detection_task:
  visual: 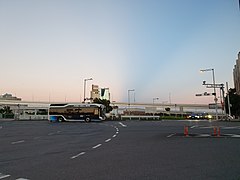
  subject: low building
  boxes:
[0,93,21,101]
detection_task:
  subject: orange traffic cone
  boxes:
[184,126,189,137]
[213,127,217,136]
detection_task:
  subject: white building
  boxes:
[90,85,110,101]
[0,93,21,101]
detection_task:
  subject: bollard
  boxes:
[213,127,217,136]
[217,127,221,137]
[184,126,189,137]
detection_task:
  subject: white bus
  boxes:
[49,103,106,122]
[16,107,48,120]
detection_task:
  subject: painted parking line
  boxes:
[105,138,111,142]
[167,133,176,138]
[119,122,127,127]
[71,152,86,159]
[48,132,55,136]
[0,173,10,179]
[221,126,240,129]
[190,125,197,129]
[11,140,25,145]
[112,134,117,138]
[92,144,102,149]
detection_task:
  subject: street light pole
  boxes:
[128,89,135,115]
[84,78,93,103]
[200,68,218,120]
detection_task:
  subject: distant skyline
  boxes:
[0,0,240,104]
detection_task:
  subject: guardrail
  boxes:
[121,115,161,120]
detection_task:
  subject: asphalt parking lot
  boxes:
[0,119,240,180]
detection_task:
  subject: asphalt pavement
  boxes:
[0,120,240,180]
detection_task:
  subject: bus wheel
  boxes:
[85,117,91,123]
[58,117,64,122]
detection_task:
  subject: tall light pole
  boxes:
[153,97,159,104]
[200,68,218,120]
[83,78,93,103]
[128,89,135,115]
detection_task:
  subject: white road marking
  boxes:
[16,178,30,180]
[197,134,211,137]
[92,144,102,149]
[105,138,111,142]
[116,131,119,134]
[222,126,240,129]
[119,122,127,127]
[167,133,176,138]
[198,126,213,129]
[0,173,10,179]
[11,140,25,145]
[231,135,240,138]
[71,152,86,159]
[48,132,55,136]
[190,125,197,129]
[112,135,117,138]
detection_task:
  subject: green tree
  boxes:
[225,88,240,117]
[165,107,171,112]
[0,106,14,118]
[0,106,13,115]
[93,98,113,113]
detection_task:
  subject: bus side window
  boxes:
[94,109,98,115]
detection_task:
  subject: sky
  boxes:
[0,0,240,104]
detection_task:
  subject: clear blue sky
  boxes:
[0,0,240,104]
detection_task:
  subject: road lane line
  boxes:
[119,122,127,127]
[0,173,10,179]
[112,135,117,138]
[105,138,111,142]
[167,133,176,138]
[116,131,119,134]
[71,152,86,159]
[222,126,240,129]
[232,135,240,138]
[11,140,25,145]
[48,132,55,136]
[16,178,30,180]
[92,144,102,149]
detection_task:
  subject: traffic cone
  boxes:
[184,126,189,137]
[213,127,217,136]
[217,127,221,137]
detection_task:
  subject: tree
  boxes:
[0,106,14,118]
[165,107,171,112]
[225,88,240,117]
[0,106,13,115]
[93,98,113,113]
